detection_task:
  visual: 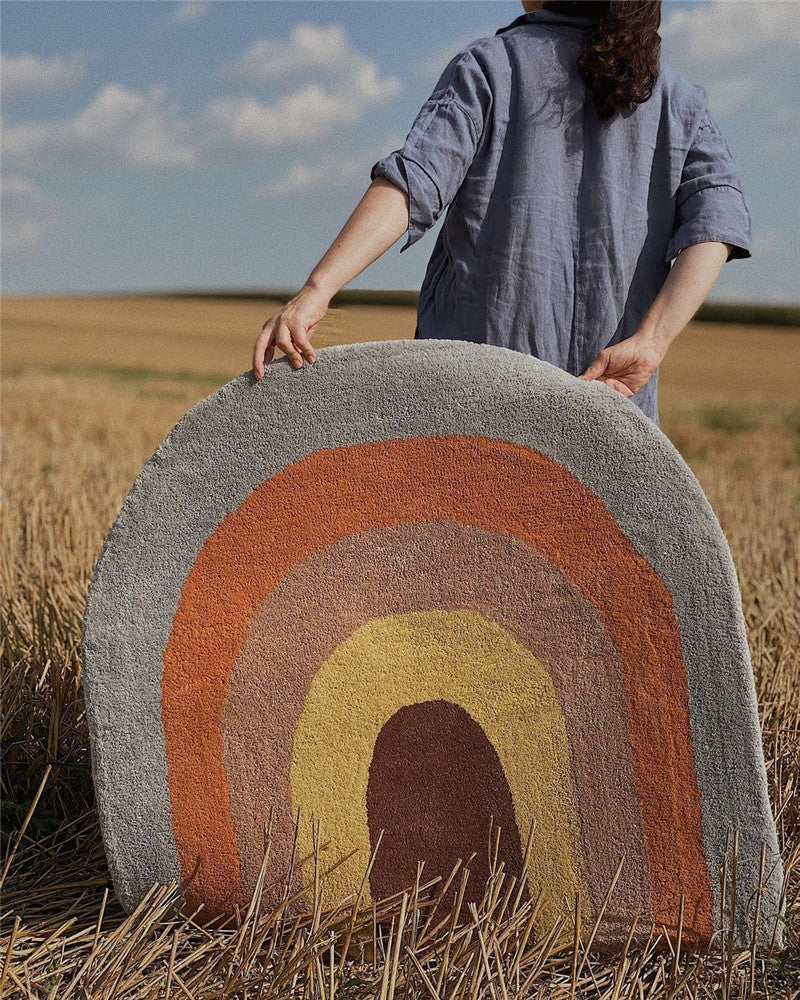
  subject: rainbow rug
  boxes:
[81,339,783,950]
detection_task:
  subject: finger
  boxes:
[253,322,276,378]
[275,322,303,368]
[253,335,267,380]
[579,351,609,381]
[263,328,276,366]
[603,377,634,397]
[292,325,317,363]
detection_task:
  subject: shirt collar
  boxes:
[495,9,601,36]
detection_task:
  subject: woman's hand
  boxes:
[253,283,331,378]
[580,241,732,398]
[251,177,411,380]
[579,332,663,397]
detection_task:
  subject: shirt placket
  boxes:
[566,97,590,377]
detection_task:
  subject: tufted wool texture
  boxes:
[81,339,783,951]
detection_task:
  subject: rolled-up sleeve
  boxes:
[666,97,752,262]
[370,46,492,252]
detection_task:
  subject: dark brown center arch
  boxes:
[366,699,528,909]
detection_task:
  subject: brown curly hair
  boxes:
[543,1,662,120]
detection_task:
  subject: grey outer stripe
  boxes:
[80,339,782,945]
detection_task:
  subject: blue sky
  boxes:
[2,0,798,303]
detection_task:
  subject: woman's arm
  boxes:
[253,176,409,377]
[579,240,732,397]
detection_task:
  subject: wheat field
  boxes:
[1,295,799,998]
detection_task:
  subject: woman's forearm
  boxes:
[635,240,732,358]
[252,176,410,375]
[304,176,411,300]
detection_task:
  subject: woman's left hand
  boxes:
[578,333,663,398]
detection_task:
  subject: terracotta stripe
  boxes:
[222,520,652,934]
[161,435,711,940]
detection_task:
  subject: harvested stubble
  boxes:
[1,300,799,998]
[1,802,794,1000]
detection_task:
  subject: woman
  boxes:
[252,0,751,427]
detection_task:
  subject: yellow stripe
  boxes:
[290,609,591,932]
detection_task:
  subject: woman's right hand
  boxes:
[252,283,331,378]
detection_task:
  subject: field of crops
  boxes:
[2,294,799,998]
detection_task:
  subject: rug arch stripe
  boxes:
[290,609,591,931]
[367,699,526,909]
[161,433,711,937]
[221,518,653,931]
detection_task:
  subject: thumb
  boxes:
[579,349,610,381]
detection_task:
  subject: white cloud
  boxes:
[1,52,85,96]
[704,73,754,116]
[229,22,381,84]
[207,26,400,151]
[2,83,197,169]
[0,21,402,170]
[662,0,800,60]
[753,226,789,255]
[205,77,400,151]
[761,104,800,156]
[413,28,496,81]
[263,161,319,197]
[172,1,209,23]
[156,1,210,30]
[0,175,57,256]
[259,131,406,197]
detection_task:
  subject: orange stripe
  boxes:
[161,435,712,939]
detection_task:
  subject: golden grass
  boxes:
[1,296,799,997]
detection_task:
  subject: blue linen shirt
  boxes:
[370,8,752,425]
